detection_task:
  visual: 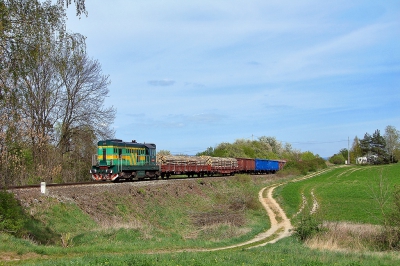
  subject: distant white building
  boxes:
[356,157,368,164]
[356,155,378,164]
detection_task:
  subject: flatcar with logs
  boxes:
[90,139,286,182]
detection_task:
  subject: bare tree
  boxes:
[350,136,363,163]
[0,0,67,184]
[1,0,115,184]
[384,125,400,163]
[55,39,115,157]
[19,43,62,151]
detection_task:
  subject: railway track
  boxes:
[2,174,243,191]
[2,181,99,190]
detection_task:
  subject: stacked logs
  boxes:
[157,155,207,165]
[204,156,238,167]
[157,155,238,167]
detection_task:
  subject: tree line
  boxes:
[196,136,295,159]
[0,0,114,186]
[192,136,327,175]
[329,125,400,165]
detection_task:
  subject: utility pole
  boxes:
[348,136,350,164]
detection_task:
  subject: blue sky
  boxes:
[65,1,400,157]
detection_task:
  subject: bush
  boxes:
[294,211,324,241]
[329,153,346,165]
[382,185,400,250]
[0,190,26,237]
[282,158,327,176]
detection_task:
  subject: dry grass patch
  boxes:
[306,221,382,252]
[187,210,249,241]
[191,210,246,227]
[97,217,145,230]
[188,222,251,242]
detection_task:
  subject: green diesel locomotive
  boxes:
[90,139,159,182]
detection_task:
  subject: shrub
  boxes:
[381,185,400,250]
[294,211,324,241]
[282,158,327,176]
[0,190,26,237]
[329,153,346,165]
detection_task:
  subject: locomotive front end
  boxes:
[90,139,160,182]
[90,140,119,181]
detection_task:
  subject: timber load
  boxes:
[157,155,238,178]
[157,155,208,165]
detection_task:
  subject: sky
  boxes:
[65,0,400,157]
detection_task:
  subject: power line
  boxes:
[248,135,348,145]
[286,140,348,145]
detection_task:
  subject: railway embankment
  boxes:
[10,175,285,250]
[3,166,400,264]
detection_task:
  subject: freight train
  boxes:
[90,139,286,182]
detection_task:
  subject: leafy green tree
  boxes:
[197,136,301,165]
[339,148,348,160]
[359,130,389,164]
[196,146,214,156]
[301,151,316,161]
[371,129,389,164]
[360,132,372,156]
[258,136,283,155]
[329,153,346,165]
[57,0,87,16]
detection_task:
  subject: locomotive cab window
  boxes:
[102,148,106,161]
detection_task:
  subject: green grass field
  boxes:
[2,164,400,265]
[3,237,398,266]
[277,163,400,225]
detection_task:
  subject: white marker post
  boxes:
[41,182,46,194]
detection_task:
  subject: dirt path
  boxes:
[203,167,340,251]
[203,185,293,251]
[161,184,294,254]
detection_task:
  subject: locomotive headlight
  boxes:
[90,169,97,174]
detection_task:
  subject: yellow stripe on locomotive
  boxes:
[91,139,159,182]
[97,145,147,166]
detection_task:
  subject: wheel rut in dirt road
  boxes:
[198,185,293,252]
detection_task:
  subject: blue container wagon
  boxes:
[254,159,280,174]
